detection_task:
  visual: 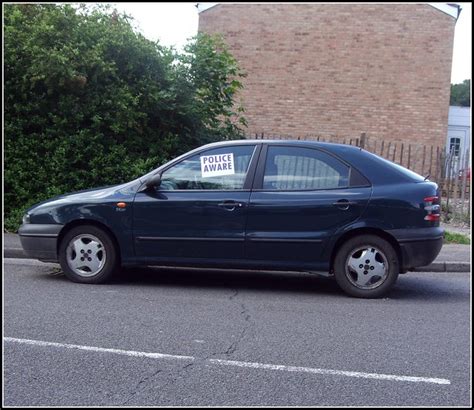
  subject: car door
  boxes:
[133,144,260,262]
[245,144,371,269]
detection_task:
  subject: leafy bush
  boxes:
[4,4,246,231]
[444,231,470,245]
[450,79,470,107]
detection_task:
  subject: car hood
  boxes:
[26,178,142,214]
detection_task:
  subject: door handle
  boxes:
[332,199,356,210]
[218,201,244,211]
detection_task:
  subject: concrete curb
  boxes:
[412,262,471,273]
[3,248,471,272]
[4,248,27,259]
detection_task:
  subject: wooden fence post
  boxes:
[407,144,411,169]
[421,145,426,176]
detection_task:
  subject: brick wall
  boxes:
[198,3,456,148]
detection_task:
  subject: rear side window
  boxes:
[362,150,426,182]
[263,146,350,190]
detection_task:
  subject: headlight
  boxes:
[22,213,31,224]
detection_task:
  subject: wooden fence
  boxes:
[248,132,471,222]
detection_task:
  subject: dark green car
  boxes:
[19,140,443,298]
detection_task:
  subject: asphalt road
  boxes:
[3,258,471,406]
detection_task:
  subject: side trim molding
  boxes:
[247,237,323,243]
[136,236,244,242]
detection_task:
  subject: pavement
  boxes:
[3,258,471,406]
[3,233,471,272]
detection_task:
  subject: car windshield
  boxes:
[139,167,161,182]
[138,150,194,182]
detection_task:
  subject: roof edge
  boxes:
[197,3,461,20]
[428,3,461,20]
[196,3,219,13]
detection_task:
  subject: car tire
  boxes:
[333,234,399,298]
[58,225,119,284]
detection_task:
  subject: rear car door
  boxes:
[133,144,260,262]
[245,144,372,269]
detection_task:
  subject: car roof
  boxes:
[201,138,363,152]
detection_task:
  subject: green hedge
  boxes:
[4,4,247,231]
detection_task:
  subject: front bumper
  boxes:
[18,224,64,262]
[389,227,444,270]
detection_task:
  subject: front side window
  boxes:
[161,145,256,190]
[263,146,350,190]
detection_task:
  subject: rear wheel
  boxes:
[58,225,119,284]
[333,234,399,298]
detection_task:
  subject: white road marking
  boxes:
[4,337,451,385]
[4,337,194,361]
[209,359,451,385]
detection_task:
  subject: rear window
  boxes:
[362,150,426,182]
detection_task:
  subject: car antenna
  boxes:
[424,173,430,181]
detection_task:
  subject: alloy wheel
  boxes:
[66,234,107,277]
[345,245,389,290]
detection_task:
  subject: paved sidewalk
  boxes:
[437,244,471,262]
[3,233,471,272]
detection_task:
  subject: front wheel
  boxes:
[333,235,399,298]
[58,225,119,284]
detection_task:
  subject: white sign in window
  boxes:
[200,153,235,178]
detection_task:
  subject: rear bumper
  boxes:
[18,224,64,262]
[389,227,444,270]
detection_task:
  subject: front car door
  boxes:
[245,144,372,271]
[133,143,260,263]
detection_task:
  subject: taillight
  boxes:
[424,196,440,221]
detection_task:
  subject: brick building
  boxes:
[198,3,460,149]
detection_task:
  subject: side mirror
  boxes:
[145,173,162,189]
